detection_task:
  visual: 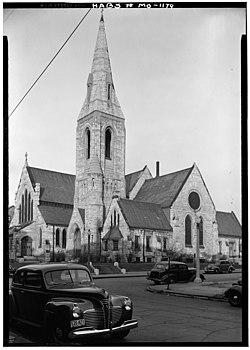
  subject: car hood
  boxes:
[47,283,109,300]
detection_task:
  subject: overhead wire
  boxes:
[9,8,92,118]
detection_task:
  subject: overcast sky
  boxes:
[4,5,245,222]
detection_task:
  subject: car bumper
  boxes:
[68,319,138,339]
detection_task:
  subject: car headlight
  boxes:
[72,303,81,318]
[124,297,132,311]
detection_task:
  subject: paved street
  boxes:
[7,273,243,345]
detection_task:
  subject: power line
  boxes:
[9,8,92,118]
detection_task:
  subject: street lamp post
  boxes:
[87,229,91,265]
[52,225,55,262]
[194,216,202,283]
[188,191,202,284]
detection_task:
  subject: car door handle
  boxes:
[20,290,25,294]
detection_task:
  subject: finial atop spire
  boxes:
[100,9,104,22]
[25,152,28,166]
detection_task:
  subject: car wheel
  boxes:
[229,291,242,307]
[111,330,130,338]
[215,269,219,274]
[47,320,66,345]
[228,268,233,273]
[164,275,176,284]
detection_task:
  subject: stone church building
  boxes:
[9,14,242,264]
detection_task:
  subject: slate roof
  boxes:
[38,205,73,226]
[216,211,242,238]
[118,198,172,231]
[27,167,75,205]
[125,167,146,198]
[134,166,193,208]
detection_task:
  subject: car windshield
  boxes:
[45,269,91,287]
[155,263,167,269]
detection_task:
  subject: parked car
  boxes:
[224,277,242,307]
[147,261,205,285]
[9,263,138,344]
[204,260,235,274]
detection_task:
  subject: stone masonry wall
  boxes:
[170,164,218,258]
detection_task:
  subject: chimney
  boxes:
[156,161,160,177]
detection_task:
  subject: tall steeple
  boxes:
[69,12,126,261]
[78,12,124,120]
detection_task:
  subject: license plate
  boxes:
[70,318,85,328]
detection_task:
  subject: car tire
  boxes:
[111,330,130,338]
[47,319,66,345]
[215,269,219,274]
[228,268,233,273]
[228,291,242,307]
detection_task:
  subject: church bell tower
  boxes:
[69,12,126,261]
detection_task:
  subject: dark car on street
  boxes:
[224,277,242,307]
[204,260,235,274]
[9,263,138,344]
[147,261,205,285]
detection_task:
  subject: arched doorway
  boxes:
[21,236,32,256]
[73,228,81,259]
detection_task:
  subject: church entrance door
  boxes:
[74,228,81,258]
[21,236,32,256]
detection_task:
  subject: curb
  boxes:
[147,286,227,302]
[93,273,147,279]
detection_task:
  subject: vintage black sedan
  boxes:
[147,261,205,284]
[204,260,235,274]
[9,263,138,344]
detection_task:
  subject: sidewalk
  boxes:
[147,280,233,301]
[94,270,241,302]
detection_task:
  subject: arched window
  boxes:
[105,128,111,159]
[31,200,33,220]
[199,217,203,246]
[24,189,28,222]
[39,228,42,248]
[21,195,24,223]
[62,229,67,248]
[185,215,192,246]
[28,193,31,221]
[19,205,21,223]
[56,229,60,246]
[107,84,111,100]
[86,128,91,159]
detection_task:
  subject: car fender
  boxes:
[225,285,242,295]
[9,290,16,321]
[161,273,176,283]
[43,297,97,328]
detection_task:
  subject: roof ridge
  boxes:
[27,166,75,177]
[143,166,193,183]
[119,197,161,207]
[125,167,144,177]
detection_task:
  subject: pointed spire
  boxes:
[78,14,124,120]
[100,8,104,22]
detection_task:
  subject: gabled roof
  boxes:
[134,166,193,208]
[103,226,123,241]
[118,198,172,231]
[27,167,75,205]
[216,211,242,238]
[38,204,73,226]
[125,166,147,198]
